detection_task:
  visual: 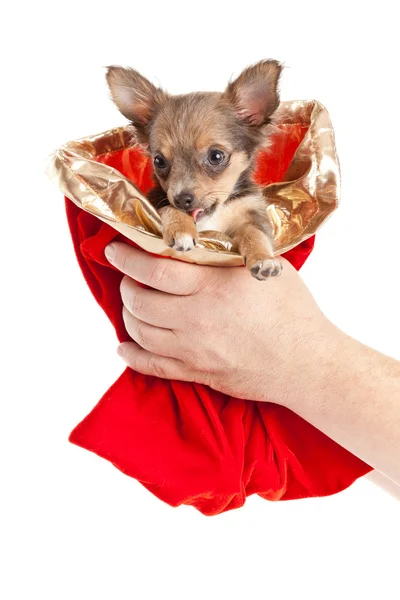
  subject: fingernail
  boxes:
[105,243,116,263]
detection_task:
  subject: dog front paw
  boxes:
[167,231,198,252]
[160,207,198,252]
[163,223,198,251]
[247,257,283,280]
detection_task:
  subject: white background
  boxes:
[2,1,400,598]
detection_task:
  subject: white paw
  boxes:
[169,232,197,252]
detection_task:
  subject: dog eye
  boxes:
[154,154,168,169]
[208,149,225,165]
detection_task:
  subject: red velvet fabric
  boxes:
[67,126,371,515]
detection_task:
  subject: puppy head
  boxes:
[106,60,282,221]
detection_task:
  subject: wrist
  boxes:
[265,320,349,411]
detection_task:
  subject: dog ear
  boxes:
[105,66,166,130]
[224,60,282,126]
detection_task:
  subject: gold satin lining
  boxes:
[47,99,340,267]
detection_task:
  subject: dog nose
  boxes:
[175,191,194,210]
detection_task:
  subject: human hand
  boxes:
[104,242,400,482]
[104,242,338,408]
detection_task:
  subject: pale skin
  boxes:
[104,242,400,486]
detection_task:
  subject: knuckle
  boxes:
[120,278,144,318]
[148,260,169,289]
[125,352,137,371]
[131,290,144,317]
[135,321,149,350]
[121,251,131,275]
[191,271,206,294]
[147,354,166,379]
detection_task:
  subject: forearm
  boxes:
[285,327,400,484]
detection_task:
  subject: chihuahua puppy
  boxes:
[106,60,283,279]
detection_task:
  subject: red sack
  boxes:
[66,139,371,516]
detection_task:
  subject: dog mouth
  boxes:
[190,208,205,223]
[188,200,218,223]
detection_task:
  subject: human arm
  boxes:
[105,242,400,485]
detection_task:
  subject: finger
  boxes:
[122,307,180,358]
[117,341,195,382]
[105,242,204,295]
[120,276,183,329]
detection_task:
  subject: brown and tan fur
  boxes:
[106,60,283,279]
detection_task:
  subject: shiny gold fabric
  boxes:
[47,100,340,266]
